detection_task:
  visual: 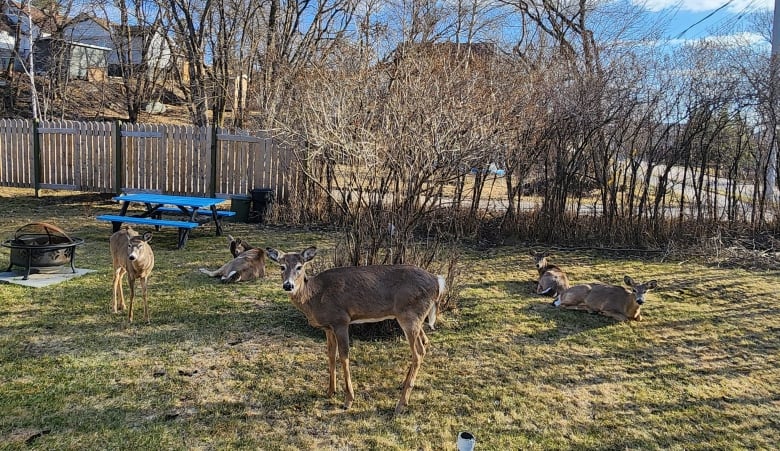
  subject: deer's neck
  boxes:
[289,277,326,326]
[539,264,556,275]
[289,276,313,308]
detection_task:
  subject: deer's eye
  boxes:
[280,265,286,271]
[295,264,303,271]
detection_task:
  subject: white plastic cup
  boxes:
[457,431,476,451]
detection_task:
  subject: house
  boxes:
[0,0,60,71]
[62,14,171,78]
[33,36,110,80]
[0,20,13,73]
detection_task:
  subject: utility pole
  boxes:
[769,0,780,205]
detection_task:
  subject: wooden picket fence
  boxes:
[0,118,294,201]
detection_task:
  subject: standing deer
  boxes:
[266,246,446,414]
[110,227,155,322]
[199,235,265,283]
[531,251,570,297]
[554,275,658,321]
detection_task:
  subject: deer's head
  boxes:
[127,232,153,261]
[624,275,658,305]
[266,246,317,293]
[530,251,548,270]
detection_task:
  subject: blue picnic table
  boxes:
[96,193,234,249]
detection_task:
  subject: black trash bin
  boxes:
[249,188,274,223]
[229,195,252,223]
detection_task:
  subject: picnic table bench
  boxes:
[96,214,199,249]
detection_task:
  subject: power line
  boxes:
[674,0,735,40]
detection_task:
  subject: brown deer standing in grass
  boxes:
[554,275,658,322]
[531,251,570,297]
[199,235,265,283]
[109,227,154,322]
[266,246,446,414]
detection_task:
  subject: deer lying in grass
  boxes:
[554,275,658,322]
[199,235,265,283]
[531,251,570,297]
[109,227,154,322]
[266,246,446,414]
[227,235,254,258]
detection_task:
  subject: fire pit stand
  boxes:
[2,223,86,280]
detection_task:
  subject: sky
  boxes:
[634,0,774,42]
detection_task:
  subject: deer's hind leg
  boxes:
[112,266,126,313]
[324,328,338,398]
[199,261,231,278]
[396,319,426,414]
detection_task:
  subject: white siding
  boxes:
[62,18,169,71]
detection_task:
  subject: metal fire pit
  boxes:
[2,222,85,280]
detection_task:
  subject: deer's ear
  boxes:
[266,247,282,263]
[624,275,634,286]
[646,280,658,290]
[302,246,317,262]
[142,232,153,242]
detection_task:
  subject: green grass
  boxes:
[1,188,779,450]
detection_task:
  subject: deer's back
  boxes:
[232,248,265,279]
[581,284,634,311]
[539,267,569,289]
[304,265,439,324]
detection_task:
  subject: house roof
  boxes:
[36,35,111,51]
[67,13,157,36]
[2,0,62,32]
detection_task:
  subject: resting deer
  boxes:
[531,251,570,297]
[109,227,155,322]
[554,275,658,322]
[228,235,254,258]
[266,246,446,414]
[200,235,265,283]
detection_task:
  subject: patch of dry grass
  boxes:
[0,187,778,450]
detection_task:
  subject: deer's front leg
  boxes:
[140,277,150,323]
[333,325,354,409]
[128,277,138,322]
[324,328,337,398]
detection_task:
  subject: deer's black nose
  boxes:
[283,282,293,291]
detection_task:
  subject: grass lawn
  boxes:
[0,188,778,450]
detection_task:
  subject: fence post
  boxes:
[114,120,123,194]
[32,119,40,198]
[209,124,218,198]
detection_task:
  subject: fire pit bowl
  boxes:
[2,222,85,280]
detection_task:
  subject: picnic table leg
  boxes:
[210,205,224,236]
[113,202,131,233]
[177,228,190,249]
